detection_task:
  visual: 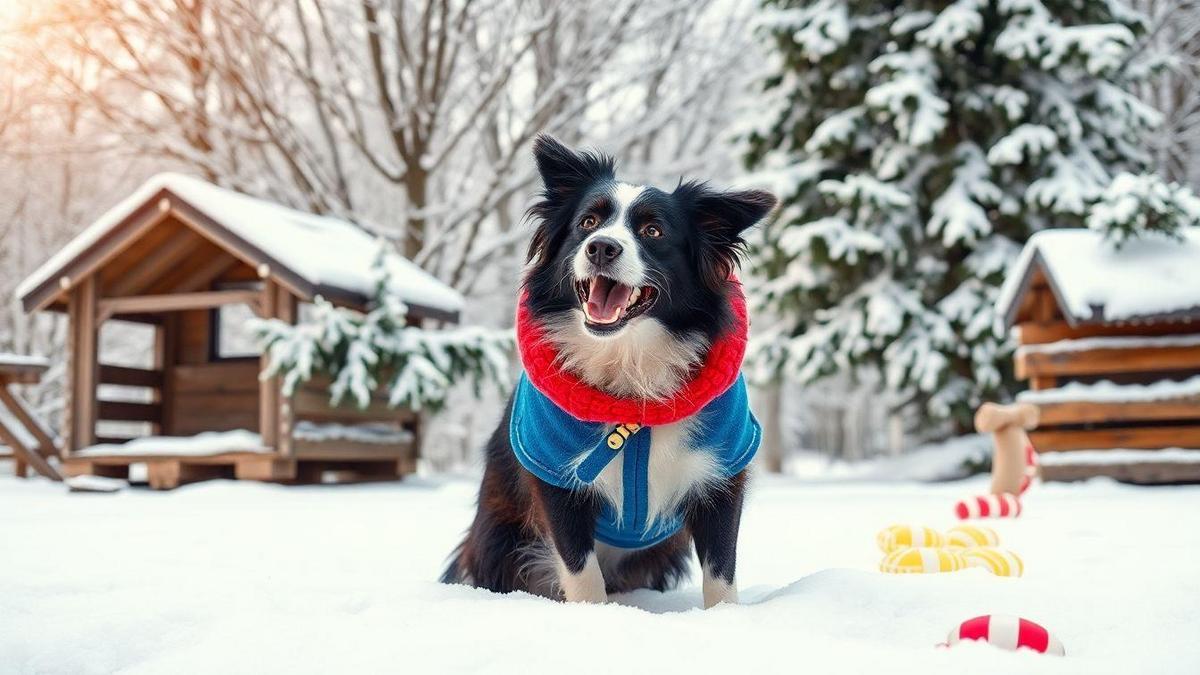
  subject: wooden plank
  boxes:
[1030,375,1056,391]
[98,289,261,321]
[1031,425,1200,452]
[0,361,48,382]
[259,281,280,450]
[98,365,164,388]
[105,313,163,326]
[61,460,129,479]
[1016,320,1194,345]
[104,229,206,297]
[146,460,181,489]
[68,276,100,454]
[172,362,260,392]
[177,309,212,365]
[276,283,296,457]
[97,400,162,423]
[21,195,170,313]
[168,252,239,293]
[292,438,414,461]
[0,407,61,480]
[96,215,187,290]
[0,385,57,457]
[1032,286,1058,322]
[1035,399,1200,426]
[234,456,297,482]
[1017,344,1200,379]
[1042,461,1200,484]
[145,459,230,490]
[159,314,179,435]
[170,396,258,436]
[68,450,273,465]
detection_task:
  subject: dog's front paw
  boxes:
[559,552,608,603]
[702,570,738,608]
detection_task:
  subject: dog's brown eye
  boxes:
[580,215,599,230]
[642,223,662,238]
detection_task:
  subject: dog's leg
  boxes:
[688,470,747,609]
[533,479,606,603]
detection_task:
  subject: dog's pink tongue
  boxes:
[586,278,633,322]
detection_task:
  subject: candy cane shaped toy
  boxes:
[945,615,1065,655]
[954,492,1022,520]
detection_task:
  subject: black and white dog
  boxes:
[442,135,775,607]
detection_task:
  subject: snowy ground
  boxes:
[2,467,1198,675]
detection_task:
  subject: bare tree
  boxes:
[21,0,759,294]
[1135,0,1200,187]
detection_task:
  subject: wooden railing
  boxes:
[96,364,163,441]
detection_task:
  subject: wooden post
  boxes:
[258,281,280,450]
[276,284,296,457]
[157,315,179,435]
[67,276,99,454]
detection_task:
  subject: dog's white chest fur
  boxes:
[589,415,722,527]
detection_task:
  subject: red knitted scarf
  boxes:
[516,284,749,425]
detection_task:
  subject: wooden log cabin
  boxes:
[16,173,463,489]
[996,227,1200,483]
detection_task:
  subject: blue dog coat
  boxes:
[510,374,761,549]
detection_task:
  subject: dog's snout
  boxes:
[585,237,623,266]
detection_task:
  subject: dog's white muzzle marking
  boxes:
[572,183,647,288]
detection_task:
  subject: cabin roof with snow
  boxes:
[996,227,1200,329]
[16,173,463,322]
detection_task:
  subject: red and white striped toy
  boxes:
[945,614,1065,656]
[955,492,1022,520]
[1018,443,1038,495]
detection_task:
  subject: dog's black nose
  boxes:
[586,237,623,265]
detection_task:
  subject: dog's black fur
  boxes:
[441,135,775,600]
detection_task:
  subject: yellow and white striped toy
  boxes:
[880,547,968,574]
[876,524,945,553]
[945,524,1000,548]
[962,547,1024,577]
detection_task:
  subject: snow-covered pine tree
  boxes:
[745,0,1200,430]
[252,244,513,413]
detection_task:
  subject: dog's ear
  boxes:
[532,134,615,203]
[693,188,778,241]
[527,135,615,264]
[678,182,777,288]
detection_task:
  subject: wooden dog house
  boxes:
[997,227,1200,483]
[17,173,463,489]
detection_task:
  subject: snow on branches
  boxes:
[746,0,1199,429]
[253,245,513,412]
[1088,172,1200,246]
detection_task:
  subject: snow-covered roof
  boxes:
[17,173,463,321]
[996,227,1200,327]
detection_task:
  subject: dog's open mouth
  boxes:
[574,276,658,332]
